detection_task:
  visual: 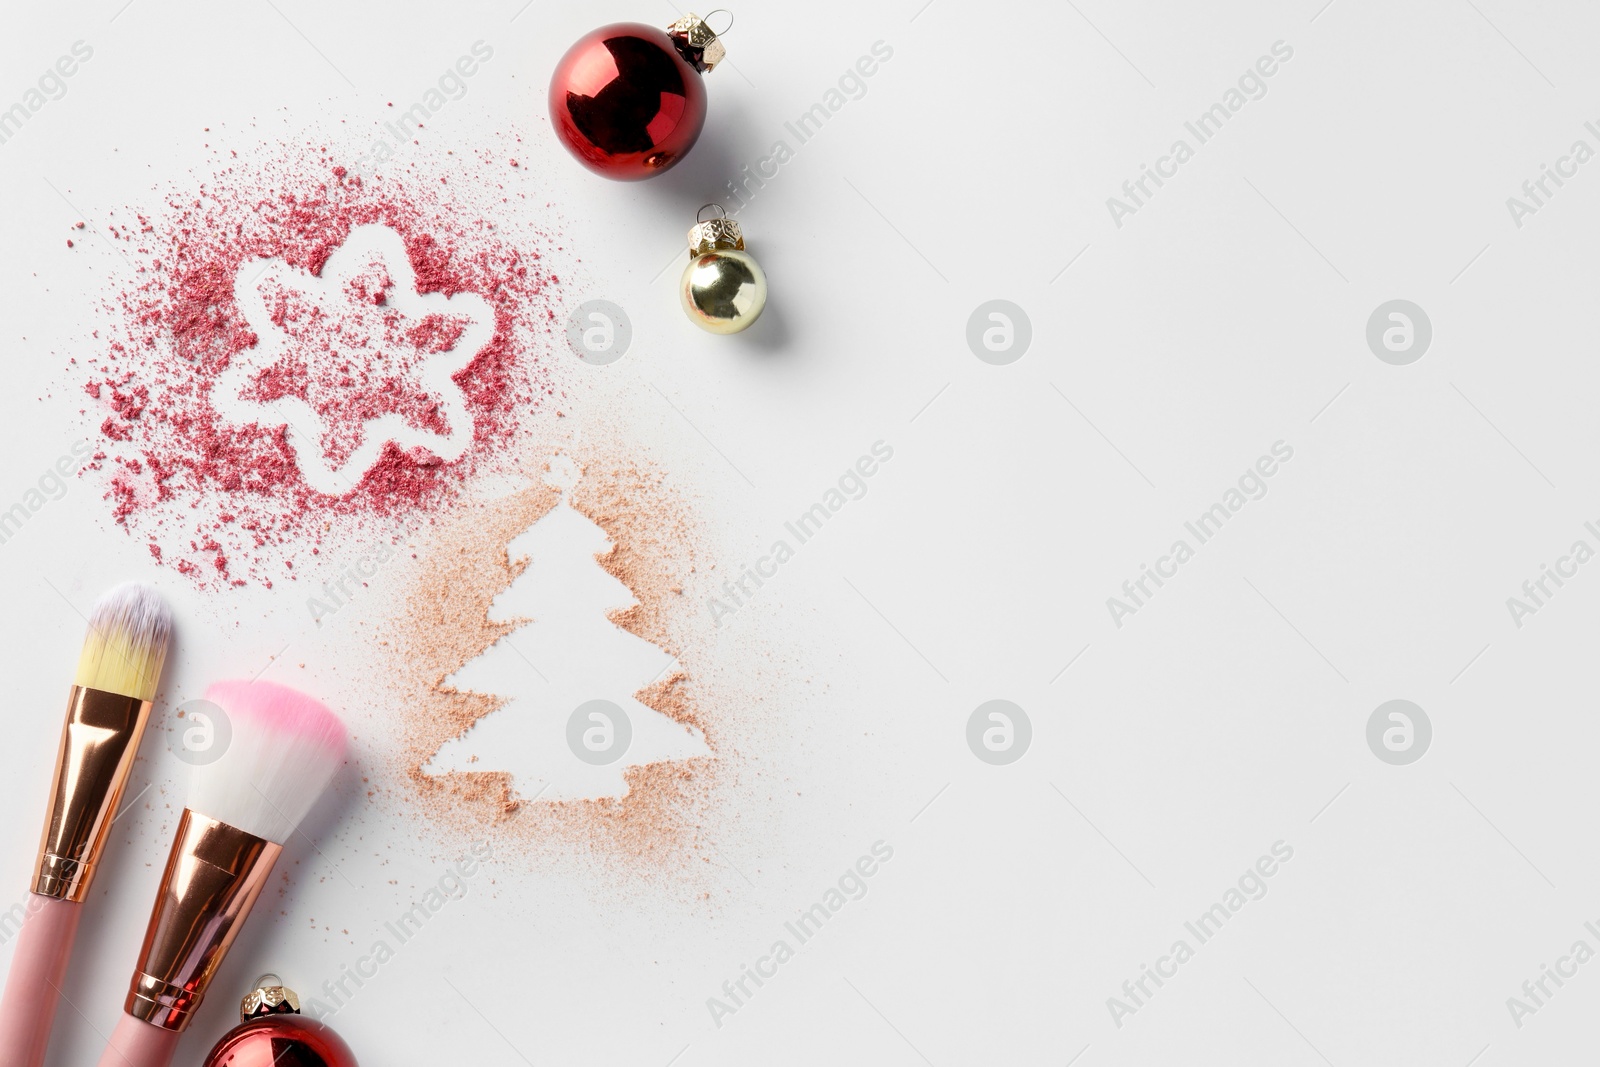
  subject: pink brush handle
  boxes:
[96,1014,181,1067]
[0,894,82,1067]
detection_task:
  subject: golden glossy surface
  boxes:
[34,687,153,901]
[127,811,282,1031]
[680,250,767,334]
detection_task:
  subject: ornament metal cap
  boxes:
[666,10,729,73]
[688,203,745,256]
[240,974,301,1023]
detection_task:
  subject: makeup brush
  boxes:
[96,680,345,1067]
[0,583,172,1067]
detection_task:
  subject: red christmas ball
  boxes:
[201,1015,358,1067]
[548,22,708,180]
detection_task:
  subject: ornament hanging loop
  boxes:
[703,9,734,36]
[697,203,728,223]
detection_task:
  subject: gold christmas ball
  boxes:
[680,249,767,334]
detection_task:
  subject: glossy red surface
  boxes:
[201,1015,358,1067]
[548,22,707,180]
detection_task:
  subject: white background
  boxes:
[3,0,1600,1064]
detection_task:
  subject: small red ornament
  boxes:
[548,12,729,180]
[200,975,358,1067]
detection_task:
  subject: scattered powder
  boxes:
[75,131,573,587]
[386,450,726,878]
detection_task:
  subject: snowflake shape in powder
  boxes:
[218,224,494,495]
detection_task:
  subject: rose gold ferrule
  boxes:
[123,810,283,1032]
[31,685,154,902]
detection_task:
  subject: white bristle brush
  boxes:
[95,680,345,1067]
[0,584,172,1067]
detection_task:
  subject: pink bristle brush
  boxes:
[0,584,172,1067]
[95,680,345,1067]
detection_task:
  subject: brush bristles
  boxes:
[188,680,346,844]
[74,583,173,702]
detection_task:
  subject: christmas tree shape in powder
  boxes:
[426,469,708,800]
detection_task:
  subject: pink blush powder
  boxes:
[77,136,572,588]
